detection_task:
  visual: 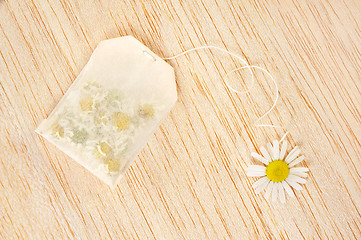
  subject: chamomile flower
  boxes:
[246,140,309,203]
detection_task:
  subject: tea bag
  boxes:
[36,36,177,187]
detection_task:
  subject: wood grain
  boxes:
[1,0,360,239]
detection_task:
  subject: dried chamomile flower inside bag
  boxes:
[36,36,177,187]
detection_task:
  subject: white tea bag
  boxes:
[36,36,177,187]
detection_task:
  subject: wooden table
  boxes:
[1,0,360,239]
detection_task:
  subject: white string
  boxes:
[279,131,289,143]
[163,46,255,95]
[161,45,288,139]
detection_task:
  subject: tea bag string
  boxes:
[162,46,288,141]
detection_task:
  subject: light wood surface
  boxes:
[1,0,360,239]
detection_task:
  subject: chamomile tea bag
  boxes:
[36,36,177,187]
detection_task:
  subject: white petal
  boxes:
[286,179,302,191]
[279,141,288,160]
[279,184,286,203]
[273,140,279,159]
[288,155,305,167]
[285,146,301,163]
[272,182,279,202]
[247,165,266,172]
[247,172,266,177]
[290,167,309,173]
[287,175,307,184]
[267,142,274,159]
[246,170,266,177]
[264,181,274,199]
[251,152,269,165]
[255,179,270,194]
[282,181,295,197]
[260,146,271,162]
[252,176,268,188]
[290,171,308,178]
[290,168,308,178]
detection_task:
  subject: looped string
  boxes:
[162,46,288,141]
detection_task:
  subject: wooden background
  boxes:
[1,0,360,239]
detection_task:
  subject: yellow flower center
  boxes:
[138,104,154,118]
[106,158,121,173]
[99,142,112,154]
[80,96,94,111]
[112,112,130,130]
[266,160,289,182]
